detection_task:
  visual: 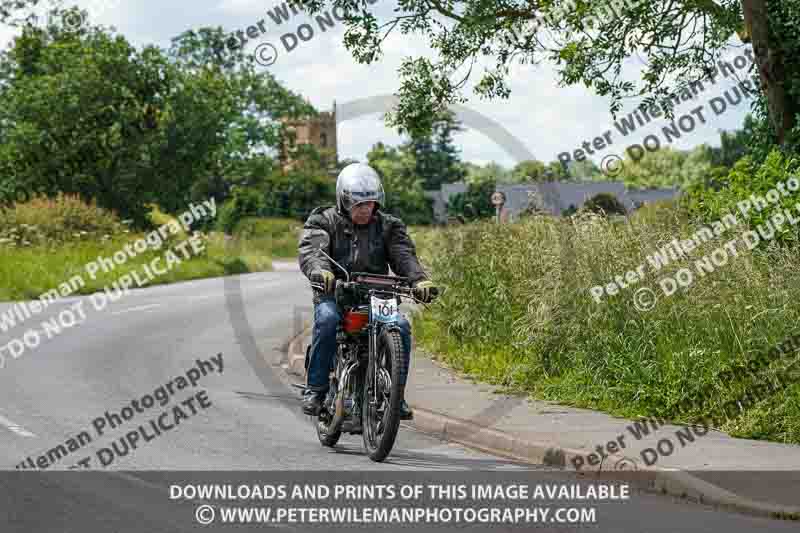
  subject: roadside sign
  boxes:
[491,191,505,206]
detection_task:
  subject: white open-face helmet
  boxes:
[336,163,385,214]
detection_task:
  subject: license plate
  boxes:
[371,296,399,323]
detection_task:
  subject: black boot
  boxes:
[399,399,413,420]
[302,389,326,416]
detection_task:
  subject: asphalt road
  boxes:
[0,267,796,532]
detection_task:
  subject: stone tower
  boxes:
[280,100,338,173]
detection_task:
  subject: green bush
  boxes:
[447,181,495,221]
[233,217,302,258]
[261,166,336,220]
[684,149,800,245]
[217,188,266,234]
[581,192,627,216]
[0,193,126,247]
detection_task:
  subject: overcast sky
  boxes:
[0,0,757,170]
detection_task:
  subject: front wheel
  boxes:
[362,328,404,462]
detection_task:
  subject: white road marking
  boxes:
[110,304,162,315]
[0,414,36,437]
[187,294,216,302]
[244,282,293,290]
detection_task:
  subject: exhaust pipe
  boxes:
[326,363,355,433]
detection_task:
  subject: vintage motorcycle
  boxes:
[304,255,437,462]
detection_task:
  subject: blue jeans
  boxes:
[307,297,412,393]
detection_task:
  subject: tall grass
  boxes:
[412,209,800,444]
[233,217,302,258]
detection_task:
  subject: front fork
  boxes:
[369,324,378,405]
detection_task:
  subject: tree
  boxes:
[298,0,799,148]
[464,161,511,185]
[510,160,547,182]
[447,180,496,221]
[546,160,569,181]
[167,27,315,210]
[613,146,713,190]
[740,0,799,146]
[399,108,466,190]
[0,7,314,225]
[710,114,758,168]
[261,148,337,220]
[366,142,433,224]
[0,21,176,224]
[566,159,601,180]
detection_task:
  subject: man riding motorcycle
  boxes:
[297,162,437,422]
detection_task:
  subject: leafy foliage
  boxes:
[218,188,266,234]
[684,149,800,244]
[400,108,467,190]
[0,12,313,227]
[0,193,126,246]
[510,160,548,182]
[710,115,759,168]
[611,146,714,190]
[367,142,433,225]
[446,179,496,221]
[581,192,627,216]
[299,0,799,152]
[261,154,336,220]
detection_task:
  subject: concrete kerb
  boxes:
[406,406,800,520]
[285,325,311,377]
[280,328,800,520]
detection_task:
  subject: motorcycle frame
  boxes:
[339,287,403,413]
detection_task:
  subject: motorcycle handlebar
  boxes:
[309,280,439,302]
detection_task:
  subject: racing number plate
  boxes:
[371,296,399,323]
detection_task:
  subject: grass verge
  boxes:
[0,232,272,301]
[411,209,800,445]
[233,217,302,258]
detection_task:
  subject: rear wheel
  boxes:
[362,329,403,462]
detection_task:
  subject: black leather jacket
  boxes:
[298,206,428,292]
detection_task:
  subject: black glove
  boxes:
[412,280,438,303]
[310,269,336,294]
